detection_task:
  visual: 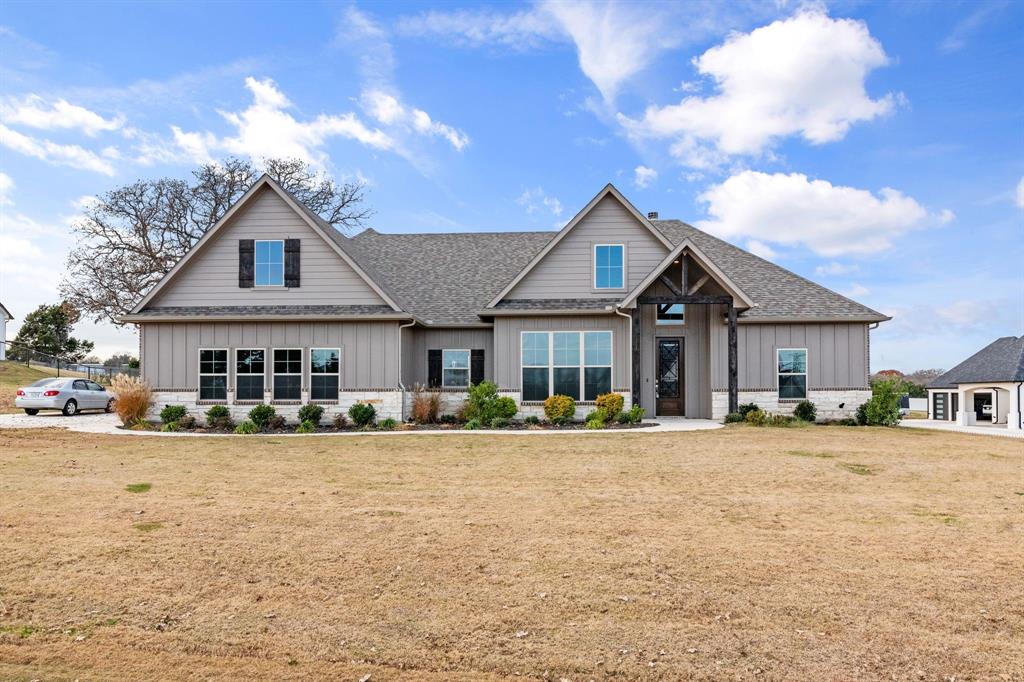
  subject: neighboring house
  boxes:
[926,336,1023,431]
[122,175,888,421]
[0,302,11,361]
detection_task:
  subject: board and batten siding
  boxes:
[492,315,630,391]
[400,327,494,386]
[638,303,713,419]
[150,186,387,307]
[506,196,669,300]
[710,319,870,391]
[140,321,400,390]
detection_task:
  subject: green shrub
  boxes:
[160,421,179,432]
[159,404,187,424]
[465,381,518,425]
[620,405,645,424]
[585,418,605,430]
[584,408,609,425]
[296,419,316,434]
[837,417,858,426]
[595,393,624,420]
[855,402,869,426]
[549,415,571,426]
[378,418,397,431]
[543,394,576,422]
[489,417,511,429]
[524,415,541,426]
[865,395,900,426]
[297,403,324,425]
[177,415,197,430]
[267,414,287,430]
[737,402,760,418]
[234,419,258,435]
[205,404,231,428]
[724,412,744,424]
[332,413,348,429]
[247,404,276,428]
[744,408,768,426]
[463,418,481,430]
[769,413,797,427]
[348,402,376,427]
[439,414,457,425]
[617,412,632,425]
[793,400,817,422]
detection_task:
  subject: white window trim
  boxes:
[310,347,341,401]
[777,347,808,399]
[441,348,471,388]
[254,239,285,287]
[593,243,626,291]
[234,348,267,401]
[520,330,614,401]
[198,347,228,402]
[272,347,304,401]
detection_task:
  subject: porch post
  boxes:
[631,307,641,410]
[727,303,738,414]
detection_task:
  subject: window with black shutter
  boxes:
[284,238,300,287]
[471,349,484,385]
[427,349,442,388]
[238,239,254,288]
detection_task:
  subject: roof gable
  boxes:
[130,175,402,315]
[928,336,1024,387]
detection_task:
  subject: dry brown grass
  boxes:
[0,426,1021,681]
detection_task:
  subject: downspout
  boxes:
[1017,382,1023,430]
[614,306,633,407]
[397,319,417,422]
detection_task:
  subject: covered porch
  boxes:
[951,382,1022,430]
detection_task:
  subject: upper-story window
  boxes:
[656,303,685,325]
[255,240,285,286]
[594,244,624,289]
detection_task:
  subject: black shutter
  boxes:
[238,239,254,288]
[284,239,300,288]
[427,349,442,388]
[471,349,485,385]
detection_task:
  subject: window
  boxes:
[594,244,624,289]
[87,381,104,392]
[273,348,302,400]
[656,303,685,325]
[520,331,613,401]
[199,349,227,401]
[255,240,284,286]
[235,349,265,401]
[310,348,340,400]
[777,348,807,399]
[442,349,470,388]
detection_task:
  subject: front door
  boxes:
[656,338,684,416]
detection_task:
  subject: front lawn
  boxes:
[0,426,1020,680]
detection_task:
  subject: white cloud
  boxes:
[0,123,116,175]
[394,7,561,49]
[843,283,870,298]
[1016,177,1024,209]
[939,2,1007,53]
[618,10,898,167]
[746,240,777,260]
[697,171,928,257]
[0,172,13,205]
[815,262,859,277]
[362,90,469,151]
[633,165,657,188]
[937,208,956,224]
[0,94,123,136]
[517,187,563,217]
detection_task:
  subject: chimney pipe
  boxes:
[647,211,659,220]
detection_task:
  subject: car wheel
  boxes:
[105,398,115,413]
[62,400,78,416]
[23,408,39,416]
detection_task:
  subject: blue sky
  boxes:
[0,0,1021,371]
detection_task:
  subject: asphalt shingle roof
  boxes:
[928,336,1024,388]
[132,305,398,318]
[491,298,622,312]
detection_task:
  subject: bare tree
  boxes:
[60,158,372,325]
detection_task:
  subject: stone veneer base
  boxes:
[149,391,404,423]
[711,389,871,420]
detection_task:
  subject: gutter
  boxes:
[119,313,419,323]
[614,306,634,407]
[396,319,418,422]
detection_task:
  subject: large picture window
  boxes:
[255,240,284,286]
[521,331,613,401]
[198,349,227,401]
[235,349,265,401]
[310,348,340,400]
[442,349,470,388]
[594,244,624,289]
[777,348,807,399]
[273,348,302,400]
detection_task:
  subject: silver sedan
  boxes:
[15,377,115,416]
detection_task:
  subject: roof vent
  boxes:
[647,211,659,220]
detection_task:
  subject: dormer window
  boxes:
[594,244,624,289]
[255,240,285,286]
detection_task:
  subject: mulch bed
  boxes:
[127,420,657,434]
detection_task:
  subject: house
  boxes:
[122,175,888,422]
[926,336,1023,431]
[0,302,11,361]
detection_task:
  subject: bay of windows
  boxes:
[310,348,340,400]
[594,244,624,289]
[198,349,227,401]
[235,349,265,400]
[521,331,612,401]
[777,348,808,399]
[273,348,303,400]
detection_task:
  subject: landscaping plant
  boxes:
[793,400,817,422]
[378,418,397,431]
[524,415,541,426]
[737,402,760,418]
[110,374,153,426]
[267,414,287,430]
[205,404,232,430]
[410,384,443,424]
[296,419,316,434]
[723,412,744,424]
[595,393,624,421]
[297,403,324,425]
[177,415,197,430]
[744,408,768,426]
[465,381,517,425]
[234,419,258,435]
[463,418,481,430]
[159,404,188,425]
[332,413,349,429]
[543,394,576,422]
[348,402,376,427]
[864,379,902,426]
[247,404,276,429]
[619,405,645,424]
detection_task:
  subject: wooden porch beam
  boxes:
[687,273,710,295]
[658,274,684,298]
[728,303,738,414]
[681,254,689,295]
[631,307,641,411]
[638,295,733,305]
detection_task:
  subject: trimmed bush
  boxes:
[793,400,817,422]
[744,408,768,426]
[595,393,624,420]
[296,419,316,434]
[620,405,646,424]
[585,418,605,430]
[234,419,258,435]
[159,404,187,424]
[769,413,797,427]
[524,415,541,426]
[110,374,153,426]
[267,414,287,430]
[439,414,457,425]
[332,413,349,429]
[465,381,517,425]
[584,408,609,425]
[463,418,481,430]
[855,402,869,426]
[177,415,197,430]
[378,418,397,431]
[737,402,760,418]
[348,402,376,427]
[248,404,276,428]
[543,394,576,422]
[205,404,231,428]
[297,403,324,425]
[160,421,179,432]
[724,412,744,424]
[411,385,443,424]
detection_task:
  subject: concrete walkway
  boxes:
[898,419,1024,440]
[0,411,723,437]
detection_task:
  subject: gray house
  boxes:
[926,336,1023,431]
[123,175,887,421]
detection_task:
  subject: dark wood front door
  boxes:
[656,338,684,416]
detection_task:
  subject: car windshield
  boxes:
[29,378,66,388]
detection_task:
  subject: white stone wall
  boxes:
[403,390,470,418]
[711,389,870,420]
[149,390,403,423]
